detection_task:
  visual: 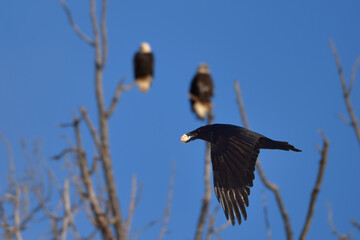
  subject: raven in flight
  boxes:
[181,124,301,225]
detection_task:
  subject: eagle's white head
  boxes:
[140,42,152,53]
[197,63,210,74]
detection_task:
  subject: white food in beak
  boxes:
[181,134,191,143]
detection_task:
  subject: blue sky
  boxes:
[1,0,360,239]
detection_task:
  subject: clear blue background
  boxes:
[1,0,360,239]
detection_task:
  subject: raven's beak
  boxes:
[181,132,197,143]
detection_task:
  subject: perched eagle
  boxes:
[181,124,301,225]
[133,42,154,93]
[189,64,214,120]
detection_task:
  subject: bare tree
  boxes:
[0,134,53,240]
[55,1,173,239]
[234,81,330,240]
[2,2,360,240]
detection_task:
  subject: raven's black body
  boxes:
[183,124,301,225]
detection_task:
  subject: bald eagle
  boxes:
[134,42,154,93]
[189,64,214,120]
[181,124,301,225]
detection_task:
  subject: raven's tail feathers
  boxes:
[259,137,301,152]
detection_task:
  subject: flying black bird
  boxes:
[181,124,301,225]
[189,64,214,120]
[133,42,154,93]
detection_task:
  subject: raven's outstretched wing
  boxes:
[210,134,260,225]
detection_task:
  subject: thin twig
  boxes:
[256,163,292,239]
[130,219,161,240]
[100,0,108,67]
[299,131,329,240]
[89,155,100,175]
[158,161,175,240]
[14,186,23,240]
[329,40,360,147]
[20,185,29,220]
[61,179,71,240]
[194,112,214,240]
[205,206,230,240]
[327,202,353,240]
[79,107,103,155]
[52,148,77,161]
[90,0,102,68]
[234,81,249,128]
[106,79,136,118]
[125,175,137,239]
[351,220,360,231]
[59,0,95,46]
[261,191,272,240]
[0,132,15,179]
[234,80,293,240]
[349,56,360,95]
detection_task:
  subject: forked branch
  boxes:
[234,80,293,240]
[59,0,95,46]
[73,114,113,239]
[329,40,360,147]
[106,79,137,118]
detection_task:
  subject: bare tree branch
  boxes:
[52,148,77,161]
[327,202,353,240]
[106,79,137,118]
[130,219,161,240]
[351,220,360,232]
[60,179,71,240]
[158,161,175,240]
[234,81,249,128]
[299,131,329,240]
[195,113,214,240]
[261,191,272,240]
[329,40,360,147]
[256,163,292,239]
[205,206,230,240]
[90,0,102,67]
[349,56,360,95]
[125,175,137,239]
[59,0,95,46]
[79,107,103,155]
[0,132,15,180]
[13,186,22,240]
[100,0,108,67]
[73,114,114,240]
[89,0,124,237]
[234,80,293,240]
